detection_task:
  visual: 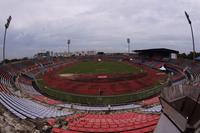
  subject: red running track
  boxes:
[42,63,165,96]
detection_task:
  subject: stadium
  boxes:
[1,1,200,133]
[0,47,200,133]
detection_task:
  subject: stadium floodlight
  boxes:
[67,39,70,54]
[184,11,195,60]
[3,16,12,64]
[127,38,130,54]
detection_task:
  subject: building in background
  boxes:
[34,51,50,58]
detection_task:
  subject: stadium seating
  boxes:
[0,92,72,119]
[51,112,160,133]
[0,83,11,93]
[0,70,13,87]
[16,83,41,95]
[0,58,73,121]
[121,125,156,133]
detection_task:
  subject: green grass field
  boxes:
[59,61,142,74]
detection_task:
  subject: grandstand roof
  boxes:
[134,48,179,54]
[195,56,200,61]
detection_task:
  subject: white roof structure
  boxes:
[159,66,166,71]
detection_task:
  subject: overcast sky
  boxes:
[0,0,200,60]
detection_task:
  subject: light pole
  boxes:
[3,16,12,64]
[127,38,130,54]
[67,39,70,54]
[184,11,195,60]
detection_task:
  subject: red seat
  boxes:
[47,118,56,126]
[62,130,81,133]
[66,113,160,132]
[52,128,63,133]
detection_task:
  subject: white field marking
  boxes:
[59,74,75,77]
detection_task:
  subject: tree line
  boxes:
[178,52,200,59]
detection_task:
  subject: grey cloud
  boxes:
[0,0,200,61]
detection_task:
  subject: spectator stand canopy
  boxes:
[134,48,179,60]
[195,56,200,61]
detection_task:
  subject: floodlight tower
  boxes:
[67,39,70,54]
[184,11,195,60]
[3,16,12,64]
[127,38,130,54]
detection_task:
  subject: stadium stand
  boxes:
[51,112,160,133]
[0,58,73,121]
[1,55,200,132]
[0,92,72,119]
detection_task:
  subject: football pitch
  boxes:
[59,61,142,74]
